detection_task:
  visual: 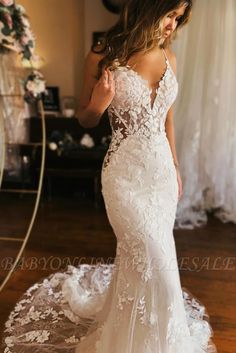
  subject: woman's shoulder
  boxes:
[165,46,177,75]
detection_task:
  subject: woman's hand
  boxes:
[176,167,183,201]
[89,68,115,114]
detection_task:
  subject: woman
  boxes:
[3,1,217,352]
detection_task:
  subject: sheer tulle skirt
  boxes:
[2,264,217,353]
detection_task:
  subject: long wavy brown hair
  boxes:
[92,0,193,78]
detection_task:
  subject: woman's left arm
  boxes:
[164,48,183,200]
[165,106,179,169]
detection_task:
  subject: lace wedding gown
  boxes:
[3,49,217,353]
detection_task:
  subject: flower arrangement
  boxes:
[0,0,46,102]
[48,131,111,157]
[0,0,35,60]
[48,131,81,157]
[23,70,46,104]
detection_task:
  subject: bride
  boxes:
[3,1,217,352]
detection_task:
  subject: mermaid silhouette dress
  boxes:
[3,49,217,353]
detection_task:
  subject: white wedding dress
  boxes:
[3,49,217,353]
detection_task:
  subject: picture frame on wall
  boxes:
[92,31,106,49]
[42,86,60,116]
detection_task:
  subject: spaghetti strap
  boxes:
[162,48,168,62]
[162,48,176,78]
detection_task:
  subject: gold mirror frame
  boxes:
[0,100,46,292]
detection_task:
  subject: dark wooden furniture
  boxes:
[26,114,112,206]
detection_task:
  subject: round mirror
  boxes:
[0,52,46,292]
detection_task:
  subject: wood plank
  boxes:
[0,195,235,352]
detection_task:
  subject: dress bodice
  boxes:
[103,49,179,170]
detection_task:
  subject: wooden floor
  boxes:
[0,194,235,352]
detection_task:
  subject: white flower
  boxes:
[21,16,30,28]
[47,288,54,296]
[25,73,46,97]
[54,292,62,299]
[0,0,14,6]
[15,4,26,14]
[18,317,31,325]
[25,331,37,342]
[14,303,25,312]
[35,80,46,94]
[80,133,95,148]
[5,336,14,347]
[36,330,50,343]
[25,330,50,343]
[65,335,79,344]
[5,319,13,329]
[29,309,42,321]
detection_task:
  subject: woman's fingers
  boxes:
[102,69,108,84]
[107,69,113,84]
[96,68,114,99]
[100,68,113,88]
